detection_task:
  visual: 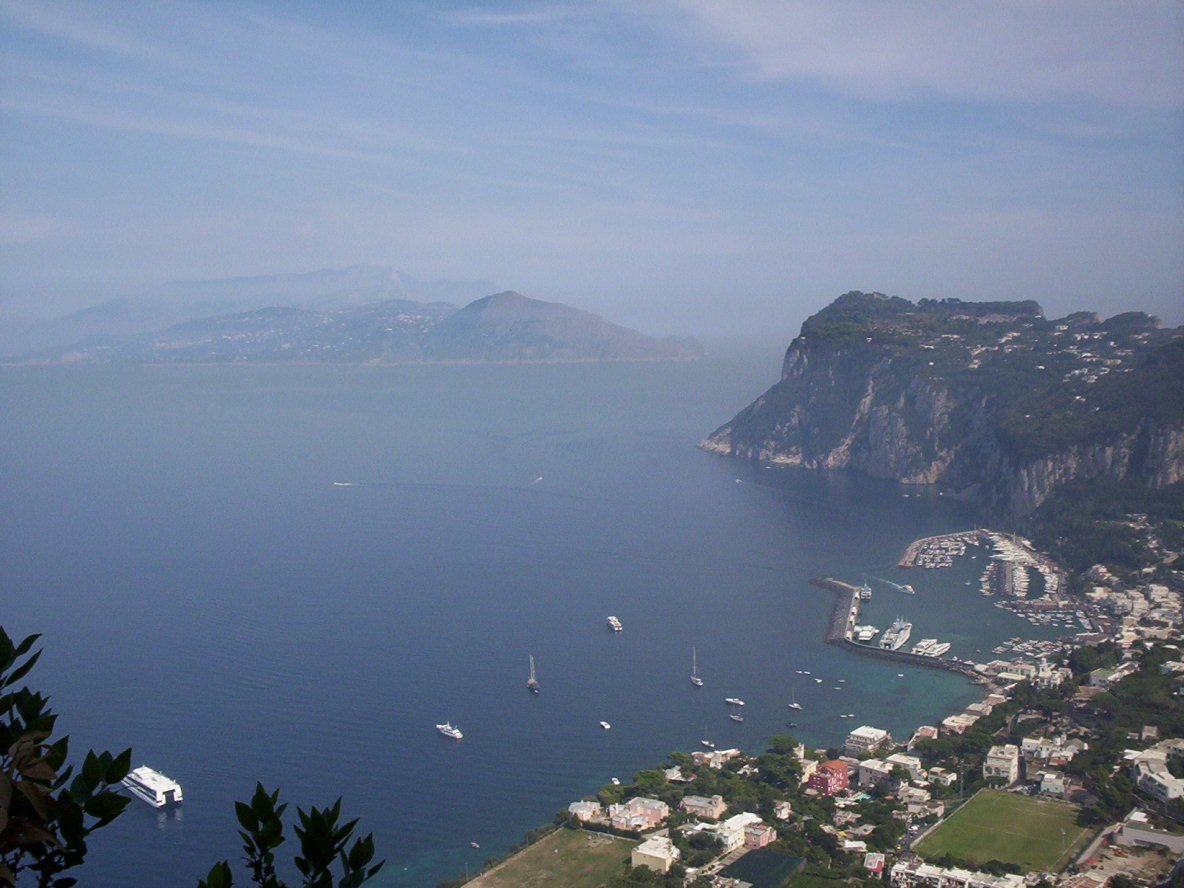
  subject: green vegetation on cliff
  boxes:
[705,291,1182,521]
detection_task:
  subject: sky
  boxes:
[1,0,1182,336]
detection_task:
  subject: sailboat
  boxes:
[700,724,715,748]
[728,702,745,723]
[526,655,540,694]
[787,686,803,711]
[690,647,704,687]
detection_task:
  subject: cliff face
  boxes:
[703,292,1184,521]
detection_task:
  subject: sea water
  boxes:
[0,349,1045,886]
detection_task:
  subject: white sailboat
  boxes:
[690,647,704,687]
[700,724,715,748]
[527,654,540,694]
[787,686,802,711]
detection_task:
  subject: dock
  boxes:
[808,576,982,680]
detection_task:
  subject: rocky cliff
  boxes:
[703,292,1184,521]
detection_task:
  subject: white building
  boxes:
[632,835,680,874]
[983,745,1020,785]
[886,752,925,780]
[891,859,1025,888]
[858,758,893,786]
[845,725,891,756]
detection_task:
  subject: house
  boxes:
[808,760,849,796]
[864,852,886,875]
[608,797,669,832]
[845,725,891,756]
[983,745,1020,785]
[632,835,680,874]
[567,800,603,823]
[1038,771,1066,798]
[858,758,893,786]
[886,752,925,780]
[927,766,957,787]
[691,748,743,770]
[908,725,939,750]
[744,822,776,848]
[713,812,764,852]
[773,800,793,820]
[1116,809,1184,854]
[1129,740,1184,801]
[940,713,979,734]
[680,794,727,819]
[798,758,818,784]
[890,859,1025,888]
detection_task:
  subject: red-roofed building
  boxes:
[808,760,849,796]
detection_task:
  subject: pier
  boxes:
[809,576,982,680]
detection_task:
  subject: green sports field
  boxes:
[467,828,636,888]
[914,790,1092,872]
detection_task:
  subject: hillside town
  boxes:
[456,528,1184,888]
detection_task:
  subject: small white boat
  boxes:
[701,724,715,748]
[813,678,822,684]
[606,616,623,632]
[724,697,745,706]
[729,713,744,722]
[787,687,802,710]
[122,766,183,808]
[436,722,463,740]
[527,654,540,694]
[470,842,480,849]
[611,777,620,785]
[691,647,704,687]
[599,721,612,730]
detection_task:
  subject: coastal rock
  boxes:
[703,292,1184,520]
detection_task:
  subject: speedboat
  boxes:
[599,721,612,730]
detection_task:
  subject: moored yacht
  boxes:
[724,697,745,706]
[436,722,463,740]
[122,766,183,808]
[606,615,623,632]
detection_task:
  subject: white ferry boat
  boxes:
[879,617,912,651]
[857,583,872,599]
[436,722,463,739]
[122,766,183,808]
[606,615,623,632]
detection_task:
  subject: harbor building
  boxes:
[845,725,891,756]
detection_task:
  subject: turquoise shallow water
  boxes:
[0,352,1042,886]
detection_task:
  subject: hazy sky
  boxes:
[2,1,1182,335]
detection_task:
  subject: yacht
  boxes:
[911,638,951,657]
[436,722,463,740]
[690,647,704,687]
[724,697,745,706]
[728,709,745,723]
[787,687,802,710]
[854,624,879,643]
[606,615,623,632]
[600,721,612,730]
[122,766,183,808]
[858,582,873,599]
[701,724,715,748]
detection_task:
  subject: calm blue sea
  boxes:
[0,349,1052,886]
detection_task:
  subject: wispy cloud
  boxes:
[657,0,1184,109]
[0,0,193,67]
[443,5,578,27]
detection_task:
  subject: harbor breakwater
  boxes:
[809,576,982,680]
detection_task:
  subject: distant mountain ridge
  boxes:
[702,291,1184,520]
[22,290,702,365]
[9,266,496,356]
